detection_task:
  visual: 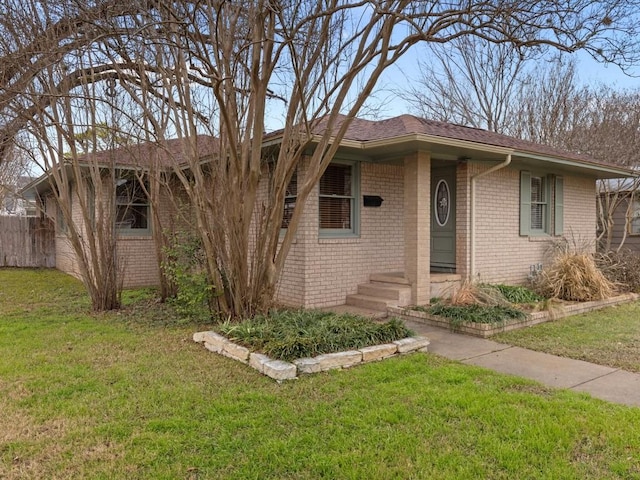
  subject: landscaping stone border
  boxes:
[389,293,640,338]
[193,330,430,381]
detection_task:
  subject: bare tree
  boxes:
[404,35,538,133]
[17,55,141,310]
[510,57,583,144]
[561,87,640,251]
[0,144,29,212]
[2,0,640,315]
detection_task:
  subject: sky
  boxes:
[375,48,640,121]
[264,43,640,133]
[572,50,640,89]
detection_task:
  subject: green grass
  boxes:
[217,309,412,360]
[2,268,640,479]
[495,301,640,373]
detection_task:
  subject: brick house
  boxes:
[22,115,633,309]
[21,137,217,288]
[272,115,633,309]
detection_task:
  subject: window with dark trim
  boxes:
[281,170,297,229]
[319,161,359,236]
[57,203,69,234]
[116,172,150,235]
[56,187,72,235]
[520,171,563,236]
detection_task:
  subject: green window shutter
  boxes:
[520,171,531,236]
[555,176,564,235]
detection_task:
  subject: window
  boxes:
[57,203,70,235]
[84,179,95,228]
[281,170,297,229]
[56,187,72,235]
[530,175,547,231]
[520,171,563,236]
[116,172,150,235]
[319,161,359,236]
[629,198,640,235]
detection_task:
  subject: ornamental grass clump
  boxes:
[533,251,615,302]
[448,281,511,307]
[216,309,412,361]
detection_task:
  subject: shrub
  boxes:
[216,309,413,361]
[596,249,640,293]
[426,304,526,327]
[162,231,216,320]
[485,284,544,305]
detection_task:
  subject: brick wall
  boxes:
[471,162,596,285]
[49,193,83,280]
[48,178,169,289]
[281,160,405,308]
[116,180,177,288]
[117,236,161,288]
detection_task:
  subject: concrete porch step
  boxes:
[357,282,412,303]
[369,272,410,285]
[345,293,396,311]
[430,273,462,299]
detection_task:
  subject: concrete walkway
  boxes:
[403,319,640,408]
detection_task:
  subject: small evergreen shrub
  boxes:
[162,231,215,320]
[216,309,413,361]
[484,284,544,304]
[426,304,526,327]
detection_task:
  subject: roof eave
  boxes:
[515,151,637,179]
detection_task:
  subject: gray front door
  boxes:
[431,165,456,272]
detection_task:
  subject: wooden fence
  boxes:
[0,216,55,267]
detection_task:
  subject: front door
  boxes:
[431,165,456,272]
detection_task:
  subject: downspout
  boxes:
[469,153,512,282]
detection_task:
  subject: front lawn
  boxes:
[1,268,640,479]
[495,301,640,373]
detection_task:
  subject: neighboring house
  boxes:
[22,115,634,310]
[598,177,640,252]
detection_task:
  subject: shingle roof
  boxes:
[308,114,611,167]
[78,135,219,168]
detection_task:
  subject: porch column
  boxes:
[404,151,430,305]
